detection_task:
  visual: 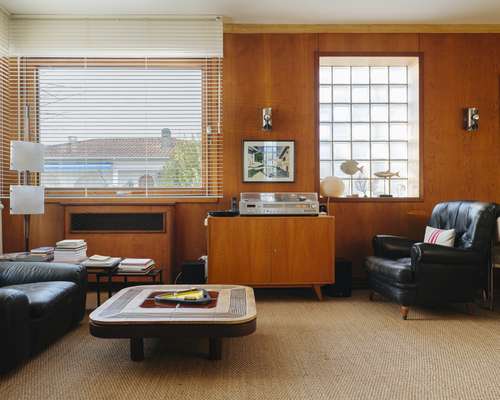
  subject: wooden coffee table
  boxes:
[89,285,257,361]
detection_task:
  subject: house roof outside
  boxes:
[44,137,177,159]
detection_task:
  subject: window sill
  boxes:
[45,197,221,205]
[321,197,424,203]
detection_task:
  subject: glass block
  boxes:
[320,104,332,122]
[320,123,332,141]
[352,123,370,141]
[320,161,332,179]
[389,66,407,84]
[320,142,332,160]
[371,142,389,160]
[352,142,370,159]
[390,142,407,159]
[320,85,332,103]
[389,85,407,103]
[342,179,352,196]
[352,104,369,122]
[372,179,389,196]
[332,85,350,103]
[371,104,388,122]
[352,67,369,84]
[333,142,351,159]
[352,179,370,197]
[333,105,350,122]
[390,161,407,178]
[334,161,350,178]
[391,179,408,197]
[390,123,407,140]
[333,67,350,84]
[371,123,389,140]
[319,67,332,84]
[352,85,369,103]
[371,160,389,177]
[370,67,388,84]
[332,123,351,140]
[370,85,388,103]
[390,104,407,122]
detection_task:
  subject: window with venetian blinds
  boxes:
[1,16,223,198]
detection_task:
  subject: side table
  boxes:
[92,268,163,307]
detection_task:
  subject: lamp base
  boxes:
[24,214,30,253]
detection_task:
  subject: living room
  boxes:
[0,1,500,399]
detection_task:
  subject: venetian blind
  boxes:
[4,16,223,199]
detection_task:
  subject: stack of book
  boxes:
[81,255,121,272]
[28,247,55,262]
[54,240,88,263]
[117,258,155,274]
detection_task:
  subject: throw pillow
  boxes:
[424,226,456,247]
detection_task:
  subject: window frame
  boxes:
[24,57,221,199]
[314,52,424,202]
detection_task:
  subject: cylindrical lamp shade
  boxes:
[320,176,345,198]
[10,141,45,172]
[10,185,45,215]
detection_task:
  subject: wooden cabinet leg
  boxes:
[130,338,144,361]
[369,291,375,301]
[209,337,222,360]
[400,306,409,320]
[313,285,323,301]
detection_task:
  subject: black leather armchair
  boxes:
[365,201,498,319]
[0,261,87,373]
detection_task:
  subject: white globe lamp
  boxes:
[320,176,345,215]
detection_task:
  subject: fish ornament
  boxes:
[374,170,400,179]
[340,160,364,176]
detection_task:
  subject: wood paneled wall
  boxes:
[2,32,500,281]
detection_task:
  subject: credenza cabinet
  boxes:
[207,216,335,299]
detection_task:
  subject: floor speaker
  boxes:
[325,258,352,297]
[175,260,206,284]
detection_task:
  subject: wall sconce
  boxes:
[463,108,479,132]
[262,107,272,131]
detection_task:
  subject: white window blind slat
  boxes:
[9,17,223,58]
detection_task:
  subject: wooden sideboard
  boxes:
[207,216,335,299]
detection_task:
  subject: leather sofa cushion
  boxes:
[366,256,414,284]
[2,281,78,319]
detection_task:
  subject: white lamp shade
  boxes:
[10,141,45,172]
[10,185,45,215]
[320,176,345,197]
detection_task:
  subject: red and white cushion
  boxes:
[424,226,456,247]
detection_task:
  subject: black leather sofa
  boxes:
[365,201,498,319]
[0,261,87,373]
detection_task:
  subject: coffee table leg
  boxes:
[130,338,144,361]
[209,337,222,360]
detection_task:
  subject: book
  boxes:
[82,257,121,269]
[88,255,111,262]
[117,265,155,275]
[56,240,87,249]
[120,258,154,266]
[30,246,55,254]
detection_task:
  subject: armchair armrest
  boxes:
[373,235,417,259]
[0,261,87,287]
[0,288,30,373]
[411,243,481,266]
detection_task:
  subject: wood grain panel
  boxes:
[64,205,175,282]
[3,32,500,285]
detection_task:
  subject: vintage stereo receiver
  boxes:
[239,192,319,216]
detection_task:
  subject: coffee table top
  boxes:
[89,285,256,326]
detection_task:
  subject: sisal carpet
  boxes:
[1,289,500,400]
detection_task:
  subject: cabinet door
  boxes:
[270,218,334,284]
[208,218,272,284]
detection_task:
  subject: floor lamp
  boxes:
[9,141,45,252]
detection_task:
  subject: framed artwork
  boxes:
[242,140,295,182]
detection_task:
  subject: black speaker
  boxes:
[325,258,352,297]
[175,260,206,284]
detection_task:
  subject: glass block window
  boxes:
[319,57,420,198]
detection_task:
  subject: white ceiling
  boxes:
[1,0,500,24]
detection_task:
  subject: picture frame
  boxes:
[242,140,295,182]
